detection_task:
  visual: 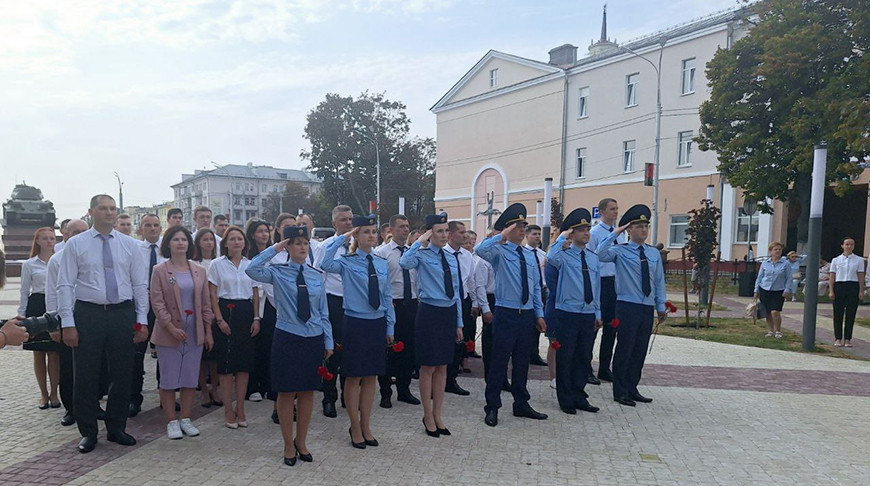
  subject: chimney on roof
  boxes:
[548,44,577,66]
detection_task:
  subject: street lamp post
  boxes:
[620,38,666,245]
[113,171,124,212]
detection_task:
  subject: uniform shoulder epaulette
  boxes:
[586,248,598,255]
[306,264,323,273]
[340,252,358,258]
[372,253,387,260]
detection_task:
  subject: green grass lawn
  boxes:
[857,318,870,329]
[656,317,865,360]
[666,274,740,296]
[670,301,729,312]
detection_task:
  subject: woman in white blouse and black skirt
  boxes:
[828,237,865,347]
[207,225,260,428]
[19,227,61,409]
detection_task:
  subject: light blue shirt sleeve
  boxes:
[399,241,422,269]
[474,235,503,268]
[318,278,334,350]
[595,230,621,263]
[319,234,347,274]
[246,246,277,284]
[546,237,568,268]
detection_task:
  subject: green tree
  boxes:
[262,181,332,226]
[697,0,869,248]
[300,92,436,228]
[685,198,722,327]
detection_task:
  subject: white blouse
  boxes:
[829,254,865,283]
[207,256,258,300]
[19,256,50,316]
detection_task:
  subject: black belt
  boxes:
[76,299,133,311]
[495,305,535,316]
[393,298,418,305]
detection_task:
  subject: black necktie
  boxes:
[440,250,455,299]
[608,226,613,233]
[453,250,465,299]
[517,246,529,305]
[296,265,311,322]
[580,250,593,304]
[307,248,314,264]
[367,254,380,309]
[639,246,651,297]
[149,244,157,282]
[398,246,412,301]
[530,247,544,286]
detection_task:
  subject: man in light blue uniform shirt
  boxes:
[476,203,548,427]
[547,208,602,415]
[596,204,667,407]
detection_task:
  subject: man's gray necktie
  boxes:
[100,234,120,303]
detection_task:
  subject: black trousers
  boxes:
[249,299,277,399]
[597,277,617,374]
[58,340,74,414]
[481,294,498,383]
[130,308,155,407]
[379,299,417,398]
[832,281,860,340]
[322,294,345,404]
[554,311,596,409]
[611,301,653,399]
[73,300,135,439]
[447,296,473,385]
[484,307,537,411]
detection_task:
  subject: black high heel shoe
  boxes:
[294,439,312,462]
[283,446,296,466]
[422,418,440,438]
[436,426,451,436]
[349,428,366,449]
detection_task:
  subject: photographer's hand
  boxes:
[1,318,30,348]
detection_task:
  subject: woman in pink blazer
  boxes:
[150,226,215,440]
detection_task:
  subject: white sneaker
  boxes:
[167,420,183,440]
[550,379,557,389]
[179,418,200,437]
[249,392,263,402]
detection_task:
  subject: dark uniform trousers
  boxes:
[379,298,417,398]
[130,308,156,407]
[611,301,654,399]
[484,306,537,412]
[554,310,596,409]
[596,276,617,374]
[58,339,75,414]
[481,294,497,382]
[447,296,474,385]
[73,300,135,439]
[322,294,345,405]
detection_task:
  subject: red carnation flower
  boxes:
[665,301,678,313]
[133,323,143,332]
[550,340,562,350]
[465,340,476,353]
[391,341,405,353]
[226,304,236,310]
[324,371,335,381]
[317,366,329,379]
[611,318,621,329]
[184,309,194,316]
[335,343,343,352]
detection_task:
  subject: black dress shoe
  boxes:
[396,392,421,405]
[61,412,76,426]
[587,374,601,385]
[96,407,106,421]
[436,427,451,436]
[294,440,312,462]
[577,401,600,413]
[484,409,498,427]
[614,396,636,407]
[445,383,470,396]
[560,406,577,415]
[631,392,653,403]
[78,436,97,453]
[468,351,482,359]
[128,403,142,418]
[513,405,548,420]
[423,418,440,437]
[323,401,337,418]
[349,428,366,449]
[106,431,137,446]
[380,396,392,409]
[283,455,297,467]
[598,370,613,382]
[363,437,379,447]
[271,409,280,424]
[411,369,419,380]
[529,356,548,366]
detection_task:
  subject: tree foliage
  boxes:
[301,92,436,228]
[685,198,722,326]
[262,181,332,226]
[697,0,869,244]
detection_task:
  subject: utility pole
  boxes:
[802,144,826,351]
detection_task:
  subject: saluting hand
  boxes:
[272,238,291,253]
[343,227,358,239]
[559,229,574,240]
[615,222,631,234]
[417,229,432,247]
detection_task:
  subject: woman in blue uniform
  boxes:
[246,225,333,466]
[320,215,395,449]
[399,213,463,438]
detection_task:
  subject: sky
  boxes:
[0,0,736,221]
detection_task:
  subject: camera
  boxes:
[0,312,62,336]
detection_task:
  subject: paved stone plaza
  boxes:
[2,278,869,486]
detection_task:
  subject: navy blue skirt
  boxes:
[271,328,324,393]
[414,302,457,366]
[342,315,386,377]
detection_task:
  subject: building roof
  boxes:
[173,164,321,188]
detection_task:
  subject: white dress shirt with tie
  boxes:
[313,234,347,297]
[524,244,547,290]
[57,228,149,328]
[446,244,473,300]
[139,239,168,281]
[374,240,419,300]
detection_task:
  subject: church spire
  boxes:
[600,4,608,42]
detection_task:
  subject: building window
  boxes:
[262,184,267,192]
[233,197,241,206]
[235,183,241,191]
[622,140,636,173]
[246,210,257,221]
[490,68,498,88]
[735,208,759,243]
[678,131,693,167]
[279,173,287,179]
[668,215,690,248]
[261,198,268,207]
[577,86,589,118]
[576,148,587,179]
[233,210,242,222]
[625,73,639,107]
[681,58,696,94]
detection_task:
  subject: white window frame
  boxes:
[625,73,639,107]
[678,131,693,167]
[576,147,587,179]
[623,140,636,173]
[577,86,589,118]
[668,215,691,248]
[735,208,759,244]
[681,58,696,95]
[489,68,498,88]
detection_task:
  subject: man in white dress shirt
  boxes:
[313,205,353,417]
[57,195,150,453]
[445,221,473,396]
[114,214,133,236]
[191,205,222,256]
[524,225,549,367]
[54,219,71,253]
[374,214,421,408]
[213,213,229,238]
[588,198,621,382]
